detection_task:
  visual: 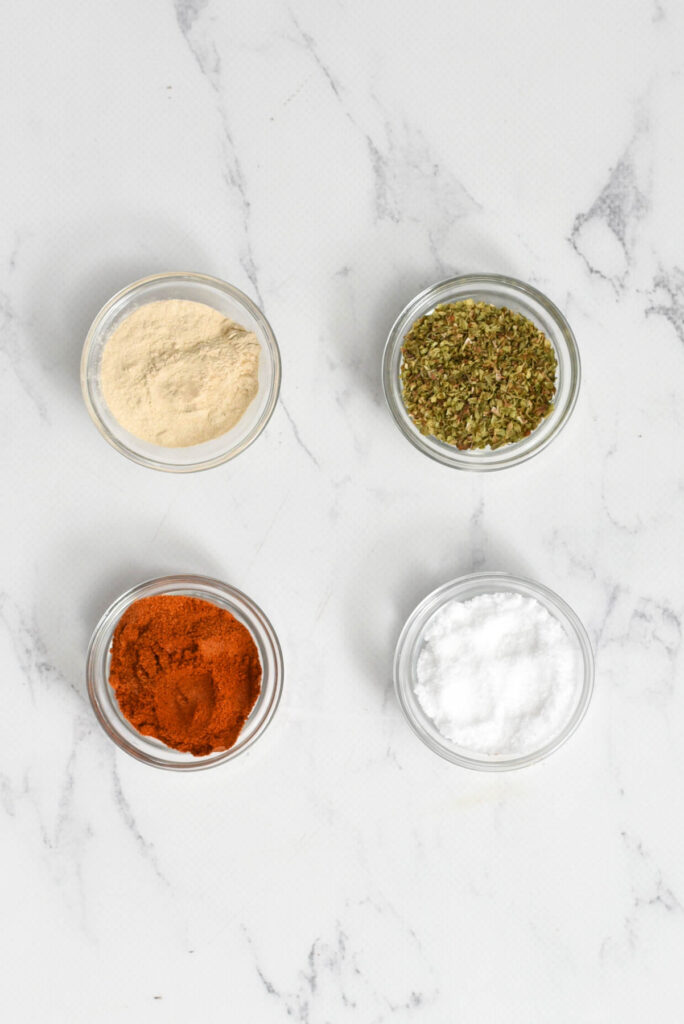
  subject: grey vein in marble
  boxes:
[600,463,644,535]
[646,266,684,345]
[289,9,344,104]
[280,400,320,468]
[468,496,486,572]
[0,772,15,816]
[0,283,48,421]
[109,751,169,885]
[548,528,599,583]
[569,119,649,291]
[618,831,683,952]
[626,598,681,695]
[174,0,263,304]
[594,582,623,651]
[0,593,79,703]
[364,113,480,244]
[289,11,478,260]
[243,901,435,1021]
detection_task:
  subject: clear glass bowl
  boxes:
[382,274,580,471]
[86,575,284,770]
[394,571,594,770]
[81,272,281,472]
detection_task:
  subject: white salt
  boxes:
[414,591,580,757]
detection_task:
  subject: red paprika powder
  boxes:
[109,594,262,755]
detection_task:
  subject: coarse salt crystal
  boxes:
[414,591,580,757]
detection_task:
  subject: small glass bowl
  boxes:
[86,575,284,770]
[81,272,281,472]
[394,572,594,770]
[382,274,580,471]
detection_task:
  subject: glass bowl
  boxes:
[81,272,281,472]
[394,572,594,770]
[382,274,580,471]
[86,574,284,770]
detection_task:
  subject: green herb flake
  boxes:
[400,299,557,450]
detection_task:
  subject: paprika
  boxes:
[109,594,262,755]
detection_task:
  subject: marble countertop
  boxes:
[3,0,684,1020]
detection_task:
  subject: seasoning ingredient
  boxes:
[400,299,557,449]
[101,299,260,447]
[109,594,262,755]
[414,592,579,756]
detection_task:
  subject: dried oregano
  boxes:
[400,299,557,449]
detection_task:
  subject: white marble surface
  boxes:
[2,0,684,1020]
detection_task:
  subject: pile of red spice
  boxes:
[109,594,262,755]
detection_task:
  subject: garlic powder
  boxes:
[101,299,260,447]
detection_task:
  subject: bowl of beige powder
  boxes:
[81,272,281,471]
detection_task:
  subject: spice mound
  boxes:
[101,299,261,447]
[109,594,262,755]
[400,299,557,449]
[414,592,579,757]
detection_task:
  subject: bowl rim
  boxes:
[382,273,581,471]
[86,573,284,770]
[80,271,282,473]
[393,570,595,770]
